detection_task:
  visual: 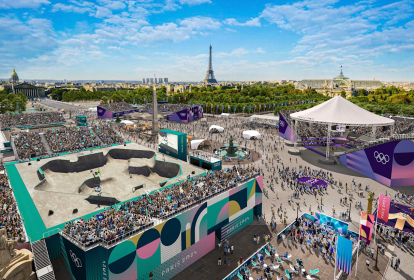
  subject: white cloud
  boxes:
[216,48,249,57]
[108,46,122,50]
[52,3,93,13]
[252,48,266,54]
[0,0,50,9]
[93,6,113,18]
[0,16,57,60]
[225,28,237,32]
[178,0,211,5]
[259,0,414,70]
[224,17,261,27]
[179,16,221,30]
[104,0,126,10]
[216,47,265,57]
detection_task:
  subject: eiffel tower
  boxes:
[203,45,217,84]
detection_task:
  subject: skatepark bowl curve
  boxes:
[10,143,204,233]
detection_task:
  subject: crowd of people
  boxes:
[127,166,260,219]
[99,101,135,113]
[14,131,48,159]
[13,123,124,157]
[93,125,123,145]
[63,207,153,245]
[0,165,26,243]
[44,126,100,153]
[0,112,65,129]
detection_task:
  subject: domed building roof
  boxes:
[11,69,19,83]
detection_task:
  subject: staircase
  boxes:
[31,239,56,280]
[94,132,105,146]
[39,133,53,155]
[10,137,19,160]
[333,156,342,166]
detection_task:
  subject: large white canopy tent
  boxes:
[190,139,211,150]
[243,130,261,140]
[289,96,395,159]
[209,125,224,133]
[190,139,205,150]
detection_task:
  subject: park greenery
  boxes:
[48,84,414,116]
[0,90,28,114]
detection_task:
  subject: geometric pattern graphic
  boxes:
[340,140,414,187]
[336,235,353,275]
[107,175,263,280]
[314,212,348,235]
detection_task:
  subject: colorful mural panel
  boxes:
[105,175,263,280]
[339,140,414,187]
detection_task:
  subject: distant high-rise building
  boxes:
[142,78,145,84]
[203,45,217,84]
[150,78,154,84]
[146,78,150,84]
[164,78,168,83]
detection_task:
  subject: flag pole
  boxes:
[355,213,361,277]
[334,234,338,280]
[374,208,378,245]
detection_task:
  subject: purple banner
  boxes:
[167,106,203,123]
[97,106,140,118]
[297,177,327,189]
[278,113,297,142]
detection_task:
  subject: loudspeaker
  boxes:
[331,125,337,131]
[28,162,31,166]
[124,144,126,146]
[73,209,78,214]
[48,210,54,216]
[192,171,195,174]
[37,158,40,162]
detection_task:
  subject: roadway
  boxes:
[39,99,87,111]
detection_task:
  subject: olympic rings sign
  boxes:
[374,151,389,165]
[70,250,82,268]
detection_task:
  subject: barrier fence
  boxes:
[222,242,270,280]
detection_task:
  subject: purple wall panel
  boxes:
[340,140,414,187]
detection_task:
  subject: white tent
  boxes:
[289,96,395,159]
[209,125,224,133]
[243,130,261,140]
[290,96,394,126]
[88,107,98,112]
[120,120,134,125]
[190,139,205,150]
[221,113,231,118]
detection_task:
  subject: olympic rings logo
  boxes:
[70,250,82,268]
[280,121,285,127]
[374,151,389,164]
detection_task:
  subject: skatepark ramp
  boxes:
[85,195,120,206]
[40,148,181,178]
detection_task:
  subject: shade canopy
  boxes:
[191,139,204,149]
[209,125,224,132]
[243,130,261,140]
[120,120,134,125]
[290,96,394,126]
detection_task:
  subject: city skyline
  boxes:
[1,0,414,82]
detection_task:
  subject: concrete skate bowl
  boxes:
[36,148,182,192]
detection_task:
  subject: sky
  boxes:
[1,0,414,82]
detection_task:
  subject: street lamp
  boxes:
[296,202,299,219]
[373,243,380,271]
[348,196,352,221]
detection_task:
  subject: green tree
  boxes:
[340,91,346,99]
